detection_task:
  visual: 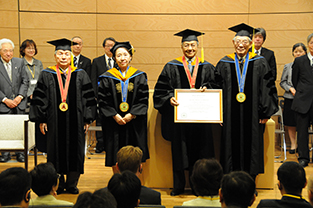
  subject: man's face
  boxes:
[104,40,115,57]
[71,38,83,55]
[0,43,13,62]
[253,34,264,49]
[233,36,252,57]
[308,37,313,56]
[54,50,71,69]
[181,40,198,59]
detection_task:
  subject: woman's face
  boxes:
[115,47,131,70]
[293,46,306,58]
[24,44,36,58]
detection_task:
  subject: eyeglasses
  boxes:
[234,39,250,45]
[2,49,13,53]
[105,44,114,48]
[26,48,35,51]
[182,43,197,49]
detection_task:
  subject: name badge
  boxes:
[30,79,37,85]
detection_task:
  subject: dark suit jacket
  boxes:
[260,47,277,81]
[91,55,110,96]
[0,57,29,113]
[291,55,313,114]
[77,54,92,78]
[139,186,161,205]
[257,195,313,208]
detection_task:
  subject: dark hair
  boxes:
[255,27,266,41]
[20,39,38,57]
[30,162,59,196]
[108,171,141,208]
[221,171,255,207]
[73,189,117,208]
[191,158,223,196]
[292,42,307,55]
[102,37,116,47]
[277,161,306,194]
[0,167,31,206]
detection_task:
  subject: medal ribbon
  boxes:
[235,54,249,93]
[120,66,130,103]
[182,56,199,88]
[56,65,72,104]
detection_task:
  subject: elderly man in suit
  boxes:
[0,38,29,163]
[292,33,313,168]
[71,36,92,78]
[90,37,116,153]
[253,27,277,80]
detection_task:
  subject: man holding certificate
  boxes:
[30,38,96,194]
[215,23,278,180]
[153,29,217,196]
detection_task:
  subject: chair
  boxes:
[85,124,102,159]
[0,115,37,170]
[272,106,287,162]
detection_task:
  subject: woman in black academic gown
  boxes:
[98,41,149,172]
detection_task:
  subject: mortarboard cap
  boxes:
[228,23,259,39]
[174,29,204,42]
[110,41,135,57]
[47,38,78,51]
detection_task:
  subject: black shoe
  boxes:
[289,149,296,154]
[16,153,25,162]
[57,188,65,195]
[299,160,308,168]
[170,189,184,196]
[95,147,104,153]
[0,154,11,163]
[67,187,79,194]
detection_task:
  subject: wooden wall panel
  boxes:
[250,0,313,13]
[250,13,313,30]
[97,14,248,31]
[262,30,310,48]
[20,29,97,47]
[19,0,97,13]
[0,29,19,45]
[97,0,249,14]
[0,0,18,11]
[0,11,18,28]
[20,13,96,30]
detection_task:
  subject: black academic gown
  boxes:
[98,67,149,167]
[215,52,278,176]
[30,67,96,174]
[153,57,217,172]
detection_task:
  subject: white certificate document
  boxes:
[174,89,223,123]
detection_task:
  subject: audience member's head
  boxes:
[116,145,143,174]
[277,161,306,195]
[308,174,313,206]
[191,158,223,197]
[30,162,60,197]
[0,167,32,207]
[73,189,117,208]
[219,171,255,208]
[108,170,141,208]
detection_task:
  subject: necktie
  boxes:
[312,58,313,67]
[188,60,193,75]
[6,63,11,81]
[74,56,77,67]
[239,58,243,73]
[255,50,259,55]
[108,58,112,69]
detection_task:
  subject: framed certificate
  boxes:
[174,89,223,123]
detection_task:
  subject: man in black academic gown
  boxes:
[153,29,217,196]
[215,23,278,179]
[30,38,96,194]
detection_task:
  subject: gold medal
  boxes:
[236,92,246,103]
[59,102,68,112]
[119,102,129,112]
